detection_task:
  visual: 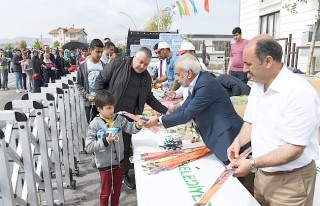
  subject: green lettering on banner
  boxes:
[179,164,212,206]
[317,166,320,175]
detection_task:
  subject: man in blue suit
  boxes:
[145,54,246,163]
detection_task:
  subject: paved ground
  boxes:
[62,154,138,206]
[0,73,138,205]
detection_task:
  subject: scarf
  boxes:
[63,49,71,61]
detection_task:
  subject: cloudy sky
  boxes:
[2,0,239,42]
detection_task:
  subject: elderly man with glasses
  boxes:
[95,47,169,190]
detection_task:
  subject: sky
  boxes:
[1,0,239,43]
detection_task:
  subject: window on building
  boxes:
[307,25,320,42]
[191,40,203,51]
[211,41,229,51]
[260,11,280,38]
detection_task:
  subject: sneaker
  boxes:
[0,88,3,91]
[90,158,96,168]
[5,88,8,91]
[122,174,136,190]
[16,89,20,93]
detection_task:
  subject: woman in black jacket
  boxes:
[32,50,43,92]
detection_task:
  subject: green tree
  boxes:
[20,40,27,50]
[4,43,13,50]
[53,41,60,48]
[181,34,193,42]
[284,0,319,75]
[33,39,41,49]
[144,10,173,31]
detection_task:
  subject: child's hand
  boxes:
[106,133,117,144]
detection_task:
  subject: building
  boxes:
[49,27,87,47]
[239,0,320,71]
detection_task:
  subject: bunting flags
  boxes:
[204,0,209,13]
[175,1,185,17]
[181,0,190,16]
[161,0,208,18]
[189,0,198,15]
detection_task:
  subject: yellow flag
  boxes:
[181,0,190,16]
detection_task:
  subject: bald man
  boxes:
[227,34,319,206]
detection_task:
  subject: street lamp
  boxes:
[118,12,137,30]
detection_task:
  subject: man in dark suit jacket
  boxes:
[145,54,246,163]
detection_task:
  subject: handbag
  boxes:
[32,73,40,81]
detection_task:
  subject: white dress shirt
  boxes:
[244,66,320,172]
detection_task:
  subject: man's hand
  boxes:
[144,116,160,128]
[166,91,176,100]
[87,95,95,102]
[227,140,241,162]
[230,158,251,177]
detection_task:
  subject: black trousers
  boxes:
[120,114,134,175]
[85,105,98,123]
[122,131,132,174]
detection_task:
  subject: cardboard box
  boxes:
[307,78,320,95]
[230,96,248,118]
[307,78,320,144]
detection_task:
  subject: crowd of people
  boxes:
[2,28,319,206]
[0,42,123,93]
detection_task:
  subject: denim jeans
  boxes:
[14,71,22,89]
[0,69,8,89]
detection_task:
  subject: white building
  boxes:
[239,0,320,71]
[49,27,87,47]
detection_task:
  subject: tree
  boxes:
[53,41,60,48]
[144,10,173,31]
[284,0,319,75]
[4,43,13,50]
[33,39,41,49]
[182,34,193,42]
[20,40,27,50]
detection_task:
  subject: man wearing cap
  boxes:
[152,43,166,81]
[153,42,178,91]
[177,41,208,71]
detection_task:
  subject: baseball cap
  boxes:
[155,42,170,53]
[177,42,195,56]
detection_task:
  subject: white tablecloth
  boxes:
[132,128,260,206]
